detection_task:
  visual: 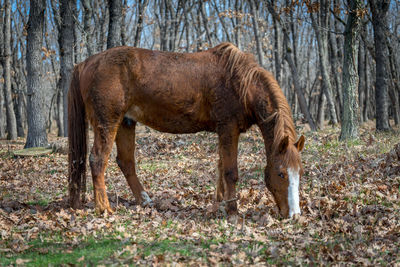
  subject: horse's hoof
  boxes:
[141,191,154,207]
[95,205,114,215]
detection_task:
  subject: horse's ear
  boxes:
[278,136,289,154]
[295,135,305,152]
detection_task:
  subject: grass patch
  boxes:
[0,238,124,266]
[139,162,168,172]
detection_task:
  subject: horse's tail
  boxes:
[68,63,87,209]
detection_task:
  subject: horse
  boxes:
[68,42,305,218]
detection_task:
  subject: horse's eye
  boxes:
[278,172,284,178]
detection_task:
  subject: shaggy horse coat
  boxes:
[68,43,305,217]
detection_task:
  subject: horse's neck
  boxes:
[259,122,275,155]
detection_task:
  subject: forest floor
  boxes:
[0,121,399,266]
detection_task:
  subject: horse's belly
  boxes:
[125,105,214,133]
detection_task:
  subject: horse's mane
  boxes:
[214,42,297,152]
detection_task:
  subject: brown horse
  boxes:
[68,43,305,218]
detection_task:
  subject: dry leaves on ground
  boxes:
[0,122,399,265]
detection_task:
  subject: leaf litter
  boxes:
[0,121,399,265]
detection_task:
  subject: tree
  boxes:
[266,0,317,131]
[0,0,6,139]
[82,0,95,56]
[59,0,76,137]
[107,0,122,49]
[25,0,48,148]
[2,0,17,140]
[248,0,264,67]
[309,0,338,126]
[340,0,363,140]
[368,0,391,131]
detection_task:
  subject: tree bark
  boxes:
[107,0,122,49]
[272,14,281,84]
[340,0,362,141]
[310,0,338,125]
[317,85,326,128]
[25,0,48,148]
[2,0,17,140]
[199,1,213,47]
[369,0,391,131]
[11,55,25,137]
[363,49,369,122]
[121,0,128,46]
[249,0,264,67]
[387,38,400,125]
[358,39,366,123]
[266,1,317,131]
[59,0,75,137]
[0,4,4,139]
[285,49,317,131]
[234,0,242,50]
[82,0,95,56]
[133,0,149,47]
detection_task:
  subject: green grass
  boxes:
[0,235,238,266]
[26,198,51,207]
[139,162,168,172]
[0,237,124,266]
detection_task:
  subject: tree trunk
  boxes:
[2,0,17,140]
[249,0,264,67]
[266,0,316,131]
[25,0,48,148]
[363,49,369,122]
[387,39,400,125]
[59,0,75,137]
[107,0,122,49]
[340,0,362,141]
[369,0,391,131]
[82,0,95,56]
[310,0,338,125]
[133,0,149,47]
[358,39,366,123]
[56,89,63,137]
[285,50,317,131]
[272,15,281,84]
[121,0,128,46]
[0,4,4,139]
[183,1,190,52]
[234,0,242,50]
[317,86,326,128]
[199,1,213,47]
[11,62,25,137]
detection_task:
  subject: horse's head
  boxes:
[264,135,305,218]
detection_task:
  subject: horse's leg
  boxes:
[115,119,152,206]
[215,152,224,202]
[90,125,119,214]
[217,126,240,214]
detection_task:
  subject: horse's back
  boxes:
[78,46,251,134]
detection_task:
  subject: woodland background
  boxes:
[0,0,399,265]
[0,0,399,142]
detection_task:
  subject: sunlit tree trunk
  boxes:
[340,0,362,140]
[249,0,264,67]
[82,0,94,56]
[2,0,17,140]
[310,0,338,125]
[25,0,48,148]
[266,0,317,131]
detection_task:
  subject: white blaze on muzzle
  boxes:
[287,167,301,217]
